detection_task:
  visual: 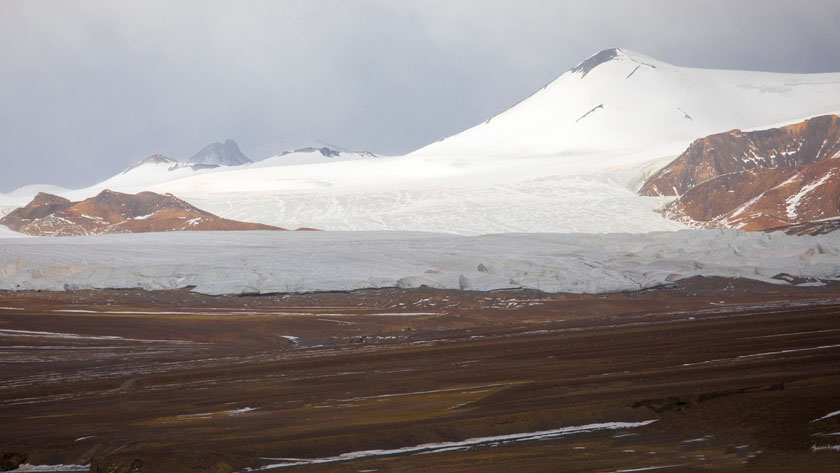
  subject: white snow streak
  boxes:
[682,344,840,367]
[248,420,657,470]
[813,410,840,423]
[604,466,684,473]
[12,465,89,472]
[786,171,834,219]
[810,444,840,452]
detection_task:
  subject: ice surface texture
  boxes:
[0,229,837,295]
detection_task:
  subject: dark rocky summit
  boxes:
[187,139,252,166]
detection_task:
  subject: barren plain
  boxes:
[1,278,839,472]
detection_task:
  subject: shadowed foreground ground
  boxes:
[1,277,839,472]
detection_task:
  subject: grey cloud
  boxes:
[1,0,839,192]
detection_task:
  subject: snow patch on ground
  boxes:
[786,171,835,219]
[810,444,840,452]
[813,409,840,423]
[11,465,89,472]
[249,420,657,469]
[603,466,685,473]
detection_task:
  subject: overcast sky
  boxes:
[2,0,839,192]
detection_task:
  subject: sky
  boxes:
[1,0,840,192]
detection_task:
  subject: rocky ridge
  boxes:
[122,154,219,174]
[0,190,284,236]
[641,115,840,231]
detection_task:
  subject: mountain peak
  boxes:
[187,139,252,166]
[570,48,623,77]
[32,192,70,206]
[569,48,661,79]
[140,154,176,165]
[123,154,178,173]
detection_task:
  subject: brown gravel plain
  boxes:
[1,277,840,472]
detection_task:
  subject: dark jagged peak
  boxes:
[123,154,178,173]
[571,48,622,78]
[187,139,252,166]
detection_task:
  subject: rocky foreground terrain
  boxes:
[0,190,284,236]
[641,115,840,232]
[1,278,839,472]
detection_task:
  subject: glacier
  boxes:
[0,229,837,295]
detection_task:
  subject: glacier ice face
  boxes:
[0,229,837,296]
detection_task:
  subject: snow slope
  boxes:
[0,229,837,295]
[414,48,840,168]
[3,49,839,235]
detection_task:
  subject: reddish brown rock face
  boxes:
[640,115,840,232]
[0,190,285,236]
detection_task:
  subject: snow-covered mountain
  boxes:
[2,49,840,235]
[44,144,374,199]
[187,139,252,166]
[413,48,840,169]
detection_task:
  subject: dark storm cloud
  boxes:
[1,0,839,192]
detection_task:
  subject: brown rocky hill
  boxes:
[641,115,840,197]
[639,115,840,231]
[0,190,285,236]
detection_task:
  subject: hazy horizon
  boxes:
[2,0,840,192]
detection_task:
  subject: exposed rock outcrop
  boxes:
[0,190,284,236]
[766,218,840,236]
[187,139,252,166]
[641,115,840,232]
[570,48,620,78]
[642,115,840,197]
[123,154,217,174]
